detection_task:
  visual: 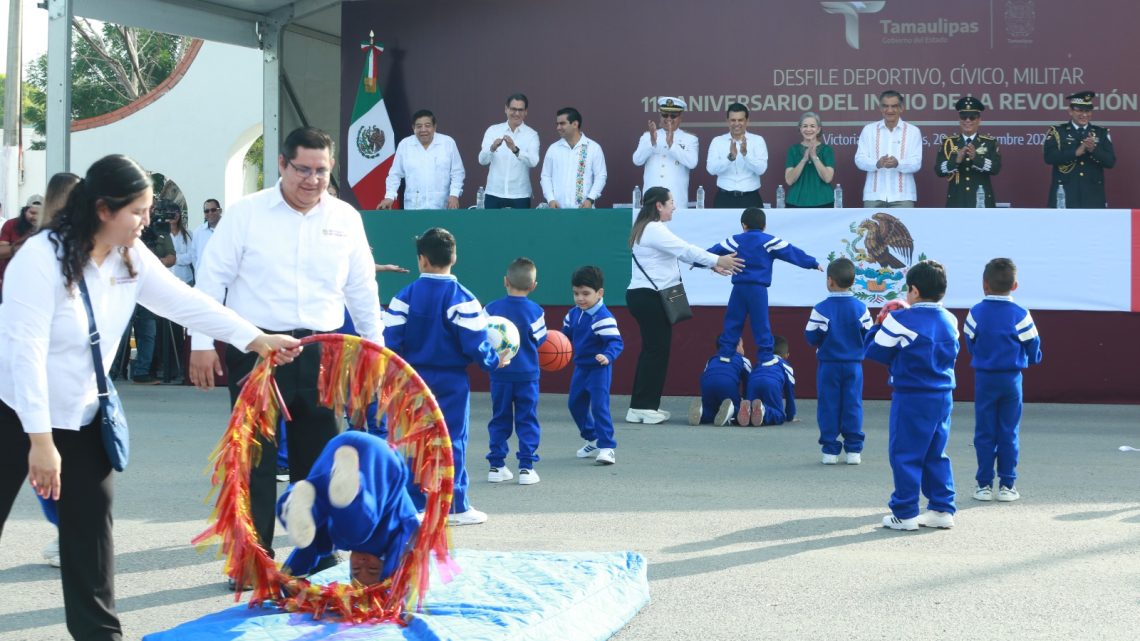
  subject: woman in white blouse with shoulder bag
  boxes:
[0,154,302,641]
[626,187,743,424]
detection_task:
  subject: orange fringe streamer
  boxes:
[191,334,457,624]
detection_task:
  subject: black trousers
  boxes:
[1,401,121,641]
[225,341,340,555]
[713,189,763,209]
[485,194,531,209]
[627,288,673,410]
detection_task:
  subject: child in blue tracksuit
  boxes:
[963,258,1043,502]
[805,258,873,465]
[485,257,548,485]
[687,339,751,426]
[864,260,959,531]
[383,228,501,526]
[277,431,419,586]
[707,207,821,363]
[563,266,624,465]
[740,335,797,427]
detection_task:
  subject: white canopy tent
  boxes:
[45,0,354,184]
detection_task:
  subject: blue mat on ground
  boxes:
[144,550,649,641]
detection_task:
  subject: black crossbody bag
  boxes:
[632,253,693,325]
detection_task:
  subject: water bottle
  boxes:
[476,186,485,209]
[833,184,843,208]
[1055,184,1066,209]
[975,185,986,208]
[695,185,705,209]
[632,185,642,210]
[776,185,786,209]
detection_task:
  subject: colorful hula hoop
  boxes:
[191,334,457,624]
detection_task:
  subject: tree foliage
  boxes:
[0,74,38,130]
[23,20,189,146]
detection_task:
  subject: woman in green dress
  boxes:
[784,112,836,208]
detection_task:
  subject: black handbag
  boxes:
[632,253,693,325]
[77,278,130,472]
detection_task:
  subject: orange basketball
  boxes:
[538,329,573,371]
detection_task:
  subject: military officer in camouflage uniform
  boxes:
[935,96,1001,207]
[1044,91,1116,208]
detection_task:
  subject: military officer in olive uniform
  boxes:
[633,96,699,205]
[935,96,1001,207]
[1044,91,1116,208]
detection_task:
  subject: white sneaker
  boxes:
[327,445,360,508]
[448,508,488,526]
[750,399,766,427]
[881,515,919,531]
[687,398,702,425]
[625,408,667,424]
[595,448,616,465]
[822,453,839,465]
[488,466,514,483]
[42,537,60,568]
[658,409,672,420]
[518,468,540,485]
[917,510,955,529]
[846,452,862,465]
[576,441,599,458]
[714,400,734,426]
[997,486,1020,502]
[282,480,317,548]
[973,485,994,501]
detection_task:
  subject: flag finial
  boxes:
[369,30,374,42]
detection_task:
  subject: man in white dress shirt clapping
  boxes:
[633,96,698,206]
[540,107,607,209]
[479,93,541,209]
[854,90,922,207]
[380,110,465,210]
[706,102,768,209]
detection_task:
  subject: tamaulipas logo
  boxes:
[820,1,886,49]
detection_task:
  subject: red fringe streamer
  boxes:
[191,334,456,624]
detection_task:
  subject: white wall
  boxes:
[68,41,262,230]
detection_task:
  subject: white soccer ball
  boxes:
[485,316,520,361]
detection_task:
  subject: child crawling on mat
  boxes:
[277,430,420,585]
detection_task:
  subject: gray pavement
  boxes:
[1,384,1138,640]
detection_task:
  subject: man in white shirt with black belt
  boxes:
[540,107,607,208]
[633,96,699,206]
[189,127,384,582]
[706,102,768,208]
[379,109,465,210]
[854,90,923,207]
[479,93,540,209]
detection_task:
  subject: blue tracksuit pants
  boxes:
[888,390,957,518]
[973,371,1022,489]
[699,372,741,423]
[407,367,472,514]
[568,366,616,449]
[718,283,773,362]
[487,380,541,469]
[745,376,788,426]
[817,361,865,455]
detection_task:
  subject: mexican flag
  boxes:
[347,32,397,209]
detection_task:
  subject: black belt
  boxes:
[721,189,756,197]
[259,327,317,338]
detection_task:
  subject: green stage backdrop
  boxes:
[362,209,634,307]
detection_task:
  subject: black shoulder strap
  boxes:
[631,252,660,291]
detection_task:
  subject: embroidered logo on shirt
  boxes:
[112,275,139,285]
[321,228,348,238]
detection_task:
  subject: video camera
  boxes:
[141,198,182,248]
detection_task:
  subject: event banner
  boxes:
[668,208,1134,312]
[342,0,1140,210]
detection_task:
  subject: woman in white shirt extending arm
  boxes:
[625,187,743,424]
[0,154,302,641]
